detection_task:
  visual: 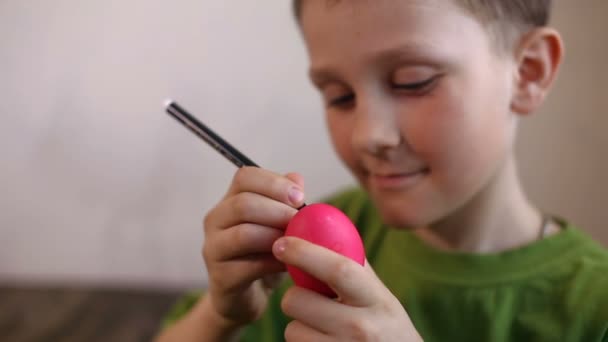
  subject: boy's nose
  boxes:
[351,96,402,156]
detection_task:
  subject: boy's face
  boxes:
[300,0,520,228]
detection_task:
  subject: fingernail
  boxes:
[288,187,304,206]
[273,238,287,256]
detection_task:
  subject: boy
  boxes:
[156,1,608,341]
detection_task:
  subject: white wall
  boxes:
[516,1,608,244]
[0,1,606,290]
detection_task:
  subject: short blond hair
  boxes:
[292,0,553,51]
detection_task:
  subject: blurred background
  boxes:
[0,0,606,340]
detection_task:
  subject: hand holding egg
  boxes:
[272,205,421,341]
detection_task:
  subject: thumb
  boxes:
[364,259,381,280]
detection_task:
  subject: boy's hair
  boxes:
[292,0,553,51]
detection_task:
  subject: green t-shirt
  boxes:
[163,187,608,341]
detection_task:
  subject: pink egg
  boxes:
[284,203,365,297]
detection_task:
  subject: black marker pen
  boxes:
[164,99,306,209]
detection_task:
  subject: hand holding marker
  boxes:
[164,99,365,296]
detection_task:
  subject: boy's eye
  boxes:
[321,83,355,108]
[329,93,355,107]
[392,76,438,93]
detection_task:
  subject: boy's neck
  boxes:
[414,157,559,254]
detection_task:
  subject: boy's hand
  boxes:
[202,167,305,327]
[273,237,423,342]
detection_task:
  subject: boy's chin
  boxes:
[363,185,435,229]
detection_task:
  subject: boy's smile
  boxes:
[368,168,430,191]
[300,0,520,229]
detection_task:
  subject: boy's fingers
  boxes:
[208,254,286,293]
[273,237,373,307]
[205,192,297,230]
[261,273,286,291]
[281,286,344,334]
[284,172,305,189]
[363,258,379,278]
[284,319,331,342]
[224,167,305,208]
[205,223,284,261]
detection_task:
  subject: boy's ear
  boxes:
[510,27,564,116]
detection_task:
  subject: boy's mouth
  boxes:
[368,168,429,190]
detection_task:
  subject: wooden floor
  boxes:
[0,286,181,342]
